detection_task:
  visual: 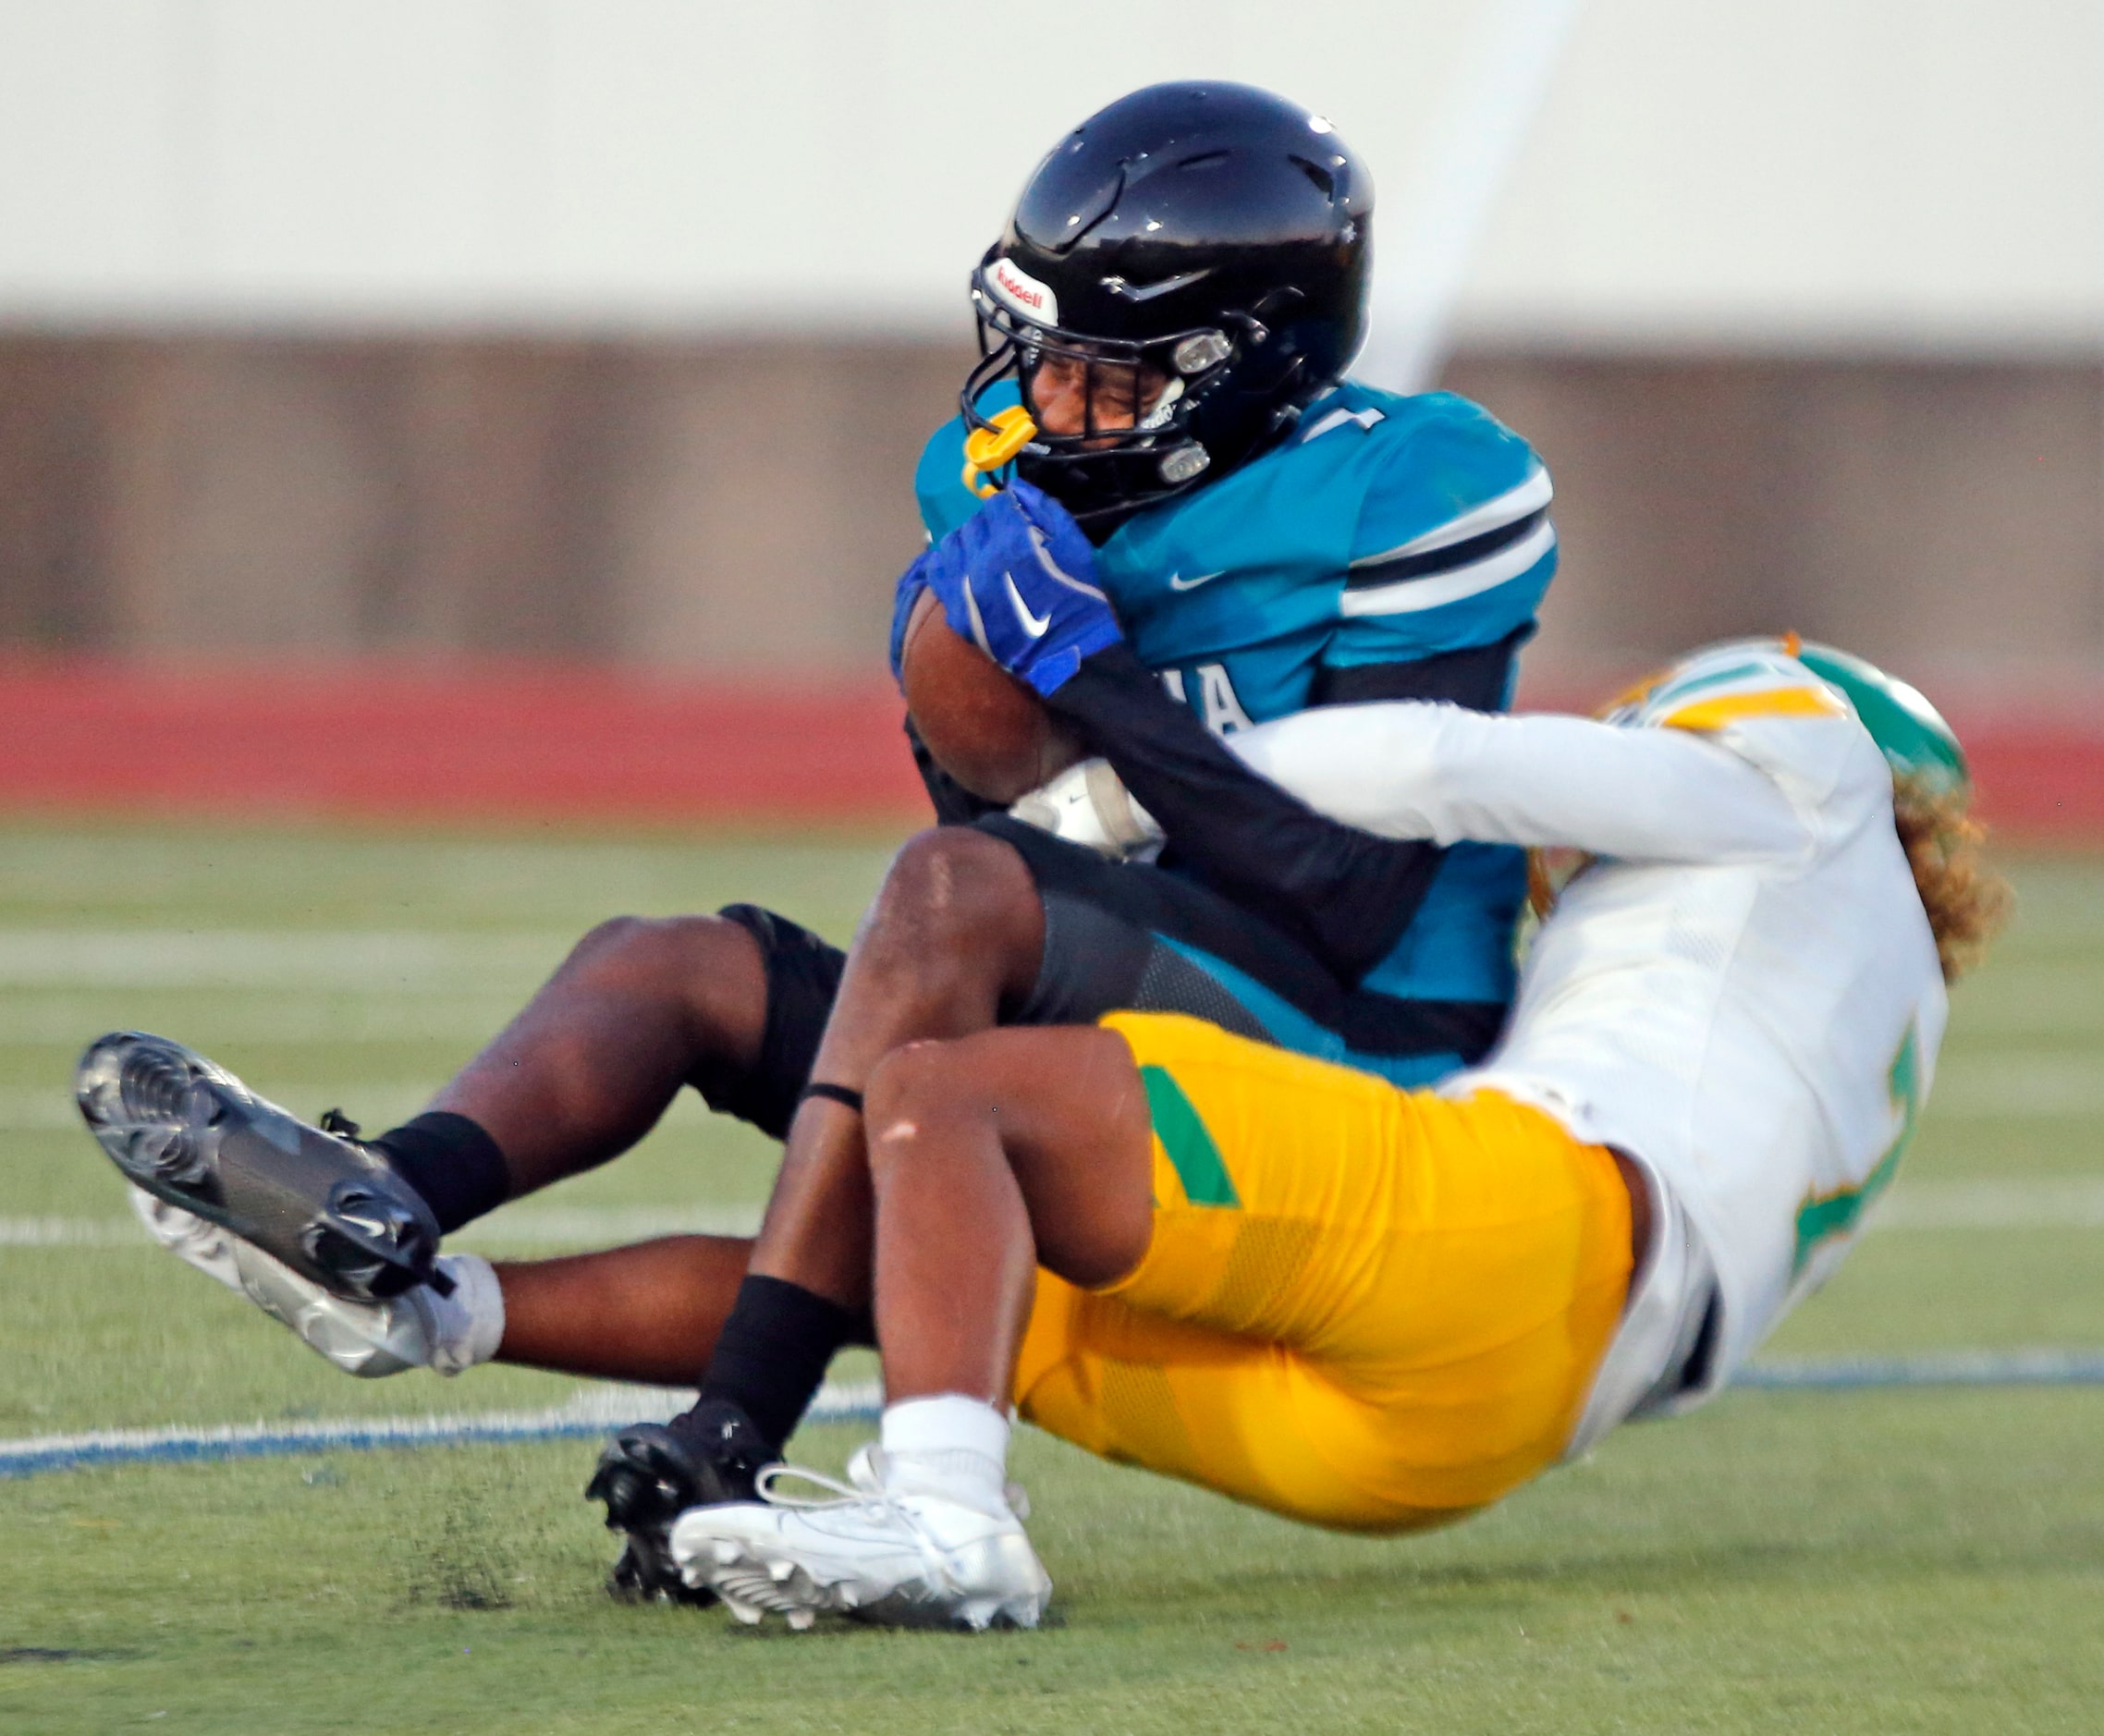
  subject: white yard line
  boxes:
[0,1202,765,1248]
[0,1380,883,1478]
[1928,1054,2104,1117]
[0,930,573,990]
[1738,1351,2104,1388]
[1870,1180,2104,1229]
[0,998,526,1045]
[0,1216,146,1247]
[0,1084,446,1132]
[0,1083,724,1131]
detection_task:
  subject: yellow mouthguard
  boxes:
[960,407,1038,498]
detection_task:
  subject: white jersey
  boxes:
[1030,643,1949,1451]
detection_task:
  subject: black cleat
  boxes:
[75,1031,445,1303]
[586,1404,774,1607]
[606,1533,717,1608]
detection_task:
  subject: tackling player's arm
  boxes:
[1225,649,1860,865]
[1223,700,1812,863]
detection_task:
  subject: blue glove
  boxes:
[921,481,1123,697]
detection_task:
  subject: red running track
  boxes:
[1,658,2099,840]
[0,660,927,827]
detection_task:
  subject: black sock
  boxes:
[370,1111,511,1235]
[695,1275,863,1453]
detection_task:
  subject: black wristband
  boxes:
[797,1082,864,1115]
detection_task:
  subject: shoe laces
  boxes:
[752,1444,898,1514]
[754,1446,1029,1522]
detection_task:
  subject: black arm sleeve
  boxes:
[1043,644,1443,982]
[1308,624,1532,710]
[902,716,1003,826]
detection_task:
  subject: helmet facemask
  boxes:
[962,260,1282,531]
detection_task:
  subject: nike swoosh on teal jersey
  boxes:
[1167,570,1225,592]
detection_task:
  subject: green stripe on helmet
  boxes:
[1794,642,1969,797]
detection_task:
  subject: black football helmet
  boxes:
[962,80,1373,533]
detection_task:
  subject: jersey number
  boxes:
[1160,664,1254,736]
[1792,1023,1920,1274]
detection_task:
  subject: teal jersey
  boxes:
[913,379,1557,1049]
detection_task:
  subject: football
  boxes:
[899,589,1086,803]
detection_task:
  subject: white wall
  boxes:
[0,0,2098,349]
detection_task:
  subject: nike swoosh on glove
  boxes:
[921,481,1123,697]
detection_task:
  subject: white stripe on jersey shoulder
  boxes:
[1301,404,1387,443]
[1349,466,1554,568]
[1338,518,1556,617]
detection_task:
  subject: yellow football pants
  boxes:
[1011,1011,1633,1534]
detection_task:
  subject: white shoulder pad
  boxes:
[1622,642,1884,816]
[1621,643,1839,729]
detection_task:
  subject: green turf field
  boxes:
[3,823,2101,1733]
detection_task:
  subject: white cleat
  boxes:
[128,1185,498,1378]
[667,1446,1053,1632]
[129,1186,246,1293]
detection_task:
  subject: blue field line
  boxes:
[0,1380,883,1480]
[7,1355,2104,1480]
[1732,1350,2104,1389]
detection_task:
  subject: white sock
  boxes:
[880,1394,1012,1514]
[422,1253,506,1376]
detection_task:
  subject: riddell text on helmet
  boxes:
[990,258,1058,325]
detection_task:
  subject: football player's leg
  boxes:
[127,1181,756,1387]
[860,1026,1155,1401]
[593,828,1046,1569]
[672,1024,1144,1628]
[740,828,1046,1309]
[93,908,833,1391]
[493,1233,753,1385]
[681,831,1041,1408]
[384,908,781,1223]
[82,912,778,1275]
